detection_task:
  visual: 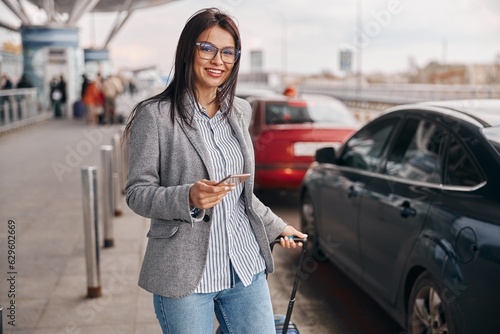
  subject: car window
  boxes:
[383,118,445,184]
[445,136,485,187]
[481,126,500,155]
[266,102,310,124]
[265,100,358,126]
[338,118,399,171]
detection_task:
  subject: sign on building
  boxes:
[339,49,353,72]
[250,50,263,73]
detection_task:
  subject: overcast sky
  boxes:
[2,0,500,75]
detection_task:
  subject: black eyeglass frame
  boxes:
[195,42,241,64]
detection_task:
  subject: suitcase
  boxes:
[73,100,85,118]
[216,237,307,334]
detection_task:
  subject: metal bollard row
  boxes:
[81,129,128,298]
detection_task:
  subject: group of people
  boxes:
[1,73,13,90]
[81,73,124,125]
[1,73,34,123]
[1,73,33,90]
[2,71,127,124]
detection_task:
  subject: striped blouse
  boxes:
[193,106,266,293]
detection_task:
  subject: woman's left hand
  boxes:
[279,225,308,248]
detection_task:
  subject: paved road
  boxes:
[260,191,405,334]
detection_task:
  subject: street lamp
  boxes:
[356,0,363,96]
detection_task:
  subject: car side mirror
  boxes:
[315,147,336,164]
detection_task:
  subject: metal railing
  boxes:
[0,88,50,134]
[301,83,500,105]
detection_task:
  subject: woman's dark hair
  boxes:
[124,7,241,138]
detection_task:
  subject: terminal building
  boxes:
[0,0,175,113]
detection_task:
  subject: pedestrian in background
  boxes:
[1,74,13,90]
[58,75,67,116]
[102,74,124,124]
[81,74,90,99]
[82,73,104,125]
[124,7,306,334]
[49,76,63,118]
[16,73,33,89]
[1,74,14,121]
[128,80,137,96]
[15,73,33,114]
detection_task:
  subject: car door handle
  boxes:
[399,201,416,218]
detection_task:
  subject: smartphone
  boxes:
[216,173,251,186]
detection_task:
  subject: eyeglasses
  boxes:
[195,42,240,64]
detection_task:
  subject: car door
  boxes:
[358,116,445,303]
[317,117,400,277]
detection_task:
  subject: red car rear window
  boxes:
[264,100,358,126]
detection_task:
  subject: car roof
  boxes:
[381,99,500,128]
[235,86,280,99]
[418,99,500,127]
[246,93,345,103]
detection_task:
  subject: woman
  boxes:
[124,8,306,334]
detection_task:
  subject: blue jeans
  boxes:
[153,271,275,334]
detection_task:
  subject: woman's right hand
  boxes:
[189,179,234,209]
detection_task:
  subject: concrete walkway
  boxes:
[0,118,162,334]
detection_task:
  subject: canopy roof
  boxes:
[24,0,175,13]
[1,0,178,46]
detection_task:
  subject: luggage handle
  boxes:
[270,236,308,334]
[270,236,307,250]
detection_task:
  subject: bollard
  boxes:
[121,127,129,195]
[101,145,114,248]
[0,304,3,334]
[111,133,123,217]
[81,166,102,298]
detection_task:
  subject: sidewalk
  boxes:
[0,118,162,333]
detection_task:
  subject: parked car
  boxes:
[235,85,280,100]
[248,94,359,190]
[299,99,500,333]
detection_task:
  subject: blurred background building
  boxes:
[0,0,176,111]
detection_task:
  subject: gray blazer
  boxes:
[125,96,287,298]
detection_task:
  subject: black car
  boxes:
[300,100,500,334]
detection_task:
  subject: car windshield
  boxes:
[265,100,358,126]
[482,126,500,155]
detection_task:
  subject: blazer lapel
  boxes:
[228,113,253,175]
[175,95,215,179]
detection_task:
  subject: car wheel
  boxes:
[300,191,326,261]
[408,272,457,334]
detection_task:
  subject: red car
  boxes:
[248,94,359,190]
